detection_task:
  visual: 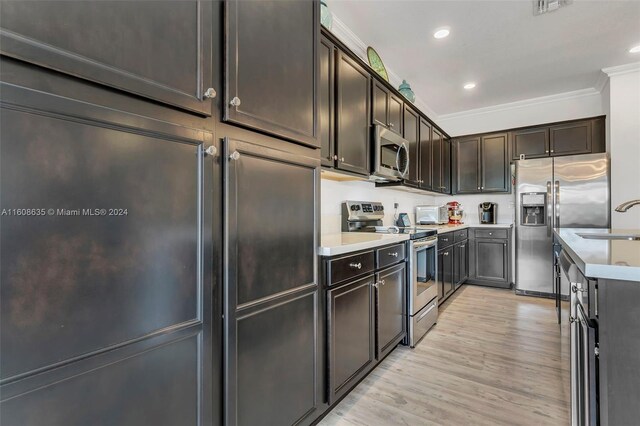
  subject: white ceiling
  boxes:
[328,0,640,115]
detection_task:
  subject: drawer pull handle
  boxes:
[388,252,398,257]
[349,262,362,270]
[443,252,449,256]
[418,304,436,320]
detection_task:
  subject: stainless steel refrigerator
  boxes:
[515,153,609,297]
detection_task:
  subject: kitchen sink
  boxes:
[577,233,640,241]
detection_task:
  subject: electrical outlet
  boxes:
[394,203,399,209]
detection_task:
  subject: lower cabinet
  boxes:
[438,245,454,302]
[323,244,407,406]
[467,228,512,288]
[327,275,375,404]
[454,240,469,289]
[375,263,406,360]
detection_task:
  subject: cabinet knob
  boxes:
[372,281,379,288]
[504,243,507,247]
[341,157,345,162]
[545,150,549,153]
[204,88,217,99]
[333,155,338,160]
[229,151,241,161]
[489,232,493,236]
[388,252,398,257]
[481,186,484,190]
[460,245,465,248]
[230,96,241,107]
[380,279,386,286]
[550,149,554,153]
[204,145,217,157]
[349,262,362,270]
[389,123,394,128]
[444,252,449,256]
[477,186,480,190]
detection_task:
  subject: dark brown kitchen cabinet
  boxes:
[372,80,403,135]
[418,118,433,190]
[224,139,322,426]
[335,50,371,176]
[432,129,450,194]
[438,246,454,303]
[481,133,509,192]
[375,263,406,360]
[468,227,511,289]
[511,127,549,160]
[320,35,336,167]
[549,120,592,156]
[403,105,420,184]
[455,136,481,193]
[225,0,319,147]
[327,275,375,404]
[510,117,605,160]
[454,133,509,194]
[0,0,213,115]
[454,241,469,289]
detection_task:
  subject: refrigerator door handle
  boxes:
[555,180,560,229]
[547,181,552,236]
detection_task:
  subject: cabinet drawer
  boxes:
[454,229,468,242]
[474,229,508,239]
[376,243,406,269]
[438,232,454,248]
[328,251,375,285]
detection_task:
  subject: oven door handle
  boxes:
[412,237,438,249]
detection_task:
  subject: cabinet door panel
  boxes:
[550,120,592,156]
[456,137,480,193]
[336,52,371,176]
[225,0,318,146]
[376,263,406,358]
[237,292,317,426]
[432,129,442,192]
[1,0,213,115]
[388,93,403,135]
[372,81,388,128]
[328,276,375,402]
[475,240,508,282]
[511,128,549,160]
[419,118,432,190]
[442,138,451,194]
[481,133,509,192]
[320,36,335,167]
[403,106,420,184]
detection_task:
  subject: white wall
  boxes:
[321,178,435,234]
[436,89,604,136]
[433,193,515,225]
[605,65,640,229]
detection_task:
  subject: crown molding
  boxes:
[328,15,440,120]
[437,88,601,121]
[594,70,609,93]
[602,62,640,77]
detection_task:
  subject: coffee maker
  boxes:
[479,202,498,224]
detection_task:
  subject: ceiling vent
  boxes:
[533,0,573,15]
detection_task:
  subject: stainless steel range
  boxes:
[341,201,438,347]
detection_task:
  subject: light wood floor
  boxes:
[319,285,571,426]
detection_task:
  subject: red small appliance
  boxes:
[447,201,464,224]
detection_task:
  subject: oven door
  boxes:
[573,302,599,426]
[410,237,438,315]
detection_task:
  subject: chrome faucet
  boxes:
[615,199,640,212]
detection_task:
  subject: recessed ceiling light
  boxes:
[433,28,450,39]
[463,82,476,90]
[629,44,640,54]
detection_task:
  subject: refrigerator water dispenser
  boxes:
[520,193,546,226]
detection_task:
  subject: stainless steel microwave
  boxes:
[371,125,409,181]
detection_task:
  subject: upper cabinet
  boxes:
[418,118,433,191]
[0,1,213,115]
[320,36,336,167]
[225,0,319,147]
[372,81,403,135]
[335,50,371,176]
[455,133,509,194]
[432,129,451,194]
[403,105,420,185]
[511,117,605,160]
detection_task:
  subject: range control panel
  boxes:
[343,201,385,220]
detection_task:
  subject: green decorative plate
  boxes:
[366,47,389,82]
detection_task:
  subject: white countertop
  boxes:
[319,233,410,256]
[424,223,513,234]
[554,228,640,282]
[319,223,514,256]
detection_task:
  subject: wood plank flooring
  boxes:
[318,285,570,426]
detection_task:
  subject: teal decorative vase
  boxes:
[320,0,333,30]
[398,80,416,103]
